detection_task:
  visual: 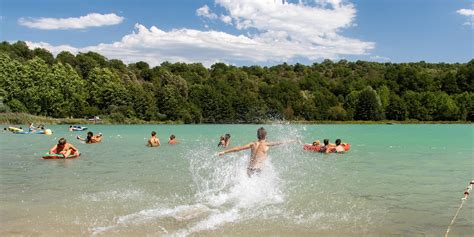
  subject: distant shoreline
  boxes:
[0,113,470,125]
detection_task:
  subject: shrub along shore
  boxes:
[0,113,470,125]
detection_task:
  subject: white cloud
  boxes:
[26,0,374,66]
[196,5,218,20]
[457,8,474,27]
[196,0,373,60]
[18,13,124,30]
[457,8,474,16]
[220,15,232,24]
[26,41,79,54]
[370,55,391,62]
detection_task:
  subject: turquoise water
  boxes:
[0,124,472,236]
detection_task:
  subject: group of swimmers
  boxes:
[28,123,46,133]
[310,138,347,153]
[43,126,346,178]
[147,131,179,147]
[4,123,47,133]
[47,130,103,157]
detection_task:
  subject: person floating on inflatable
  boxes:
[49,138,78,159]
[28,123,36,133]
[147,131,160,147]
[303,140,322,151]
[304,139,350,153]
[77,131,103,144]
[330,139,350,153]
[319,139,331,153]
[168,134,178,144]
[218,127,297,177]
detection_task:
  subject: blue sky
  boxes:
[0,0,472,66]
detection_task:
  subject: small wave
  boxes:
[171,208,240,237]
[91,203,213,236]
[81,189,145,202]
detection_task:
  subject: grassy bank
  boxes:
[0,113,182,125]
[0,113,470,125]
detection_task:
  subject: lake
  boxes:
[0,124,472,236]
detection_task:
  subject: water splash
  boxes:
[90,124,378,236]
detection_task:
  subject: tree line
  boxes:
[0,41,472,123]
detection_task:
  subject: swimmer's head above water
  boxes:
[257,127,267,140]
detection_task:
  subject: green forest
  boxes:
[0,41,472,123]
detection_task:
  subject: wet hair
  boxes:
[151,131,156,136]
[335,139,341,146]
[87,131,93,137]
[58,138,66,145]
[257,127,267,140]
[170,134,175,139]
[3,127,6,130]
[225,134,231,139]
[323,139,329,146]
[69,125,72,128]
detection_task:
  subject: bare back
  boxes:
[148,136,160,147]
[248,140,270,169]
[51,143,75,154]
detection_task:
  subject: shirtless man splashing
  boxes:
[218,127,296,177]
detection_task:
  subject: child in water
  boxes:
[168,134,178,144]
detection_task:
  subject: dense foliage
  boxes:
[0,41,473,123]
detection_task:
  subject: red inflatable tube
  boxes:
[342,143,351,151]
[303,144,350,153]
[303,144,321,152]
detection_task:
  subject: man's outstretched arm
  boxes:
[218,143,252,156]
[267,140,298,147]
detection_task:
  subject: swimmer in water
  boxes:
[168,134,178,144]
[218,127,297,177]
[147,131,160,147]
[77,131,103,144]
[218,135,225,147]
[223,133,231,147]
[331,139,346,153]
